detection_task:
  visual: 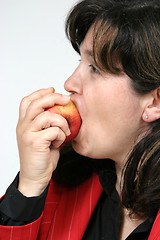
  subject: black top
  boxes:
[0,159,157,239]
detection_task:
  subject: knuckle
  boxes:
[58,118,69,134]
[57,127,66,140]
[43,110,52,119]
[41,111,52,127]
[19,97,31,117]
[20,96,29,109]
[53,127,60,136]
[25,100,39,118]
[63,119,69,129]
[16,124,21,136]
[52,127,63,140]
[29,97,45,113]
[28,99,38,110]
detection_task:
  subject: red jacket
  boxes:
[0,173,160,240]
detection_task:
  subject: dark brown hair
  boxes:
[56,0,160,219]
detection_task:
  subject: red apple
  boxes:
[46,100,81,143]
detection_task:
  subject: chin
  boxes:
[72,138,89,157]
[71,127,97,158]
[72,138,96,159]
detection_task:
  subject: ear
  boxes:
[142,87,160,123]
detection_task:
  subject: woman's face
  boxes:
[64,26,147,164]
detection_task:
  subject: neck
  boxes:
[115,162,125,196]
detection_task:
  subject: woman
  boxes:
[0,0,160,239]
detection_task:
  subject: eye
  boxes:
[88,64,100,74]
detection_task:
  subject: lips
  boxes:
[70,94,83,120]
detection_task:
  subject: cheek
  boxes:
[120,96,142,121]
[86,93,142,146]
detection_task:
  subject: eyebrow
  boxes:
[84,49,94,57]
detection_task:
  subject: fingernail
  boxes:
[47,87,55,92]
[50,87,55,92]
[66,128,71,136]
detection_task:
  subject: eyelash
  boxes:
[88,64,100,74]
[78,59,100,74]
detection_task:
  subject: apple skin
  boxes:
[46,100,81,143]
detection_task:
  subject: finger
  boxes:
[28,111,71,137]
[24,93,70,122]
[19,87,55,121]
[39,126,67,149]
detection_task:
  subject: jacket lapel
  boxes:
[47,173,103,240]
[148,209,160,240]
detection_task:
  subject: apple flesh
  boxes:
[46,100,81,143]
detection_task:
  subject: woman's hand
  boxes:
[16,88,71,197]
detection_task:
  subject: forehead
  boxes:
[79,26,94,56]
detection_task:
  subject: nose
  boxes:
[64,66,82,95]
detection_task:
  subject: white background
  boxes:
[0,0,79,196]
